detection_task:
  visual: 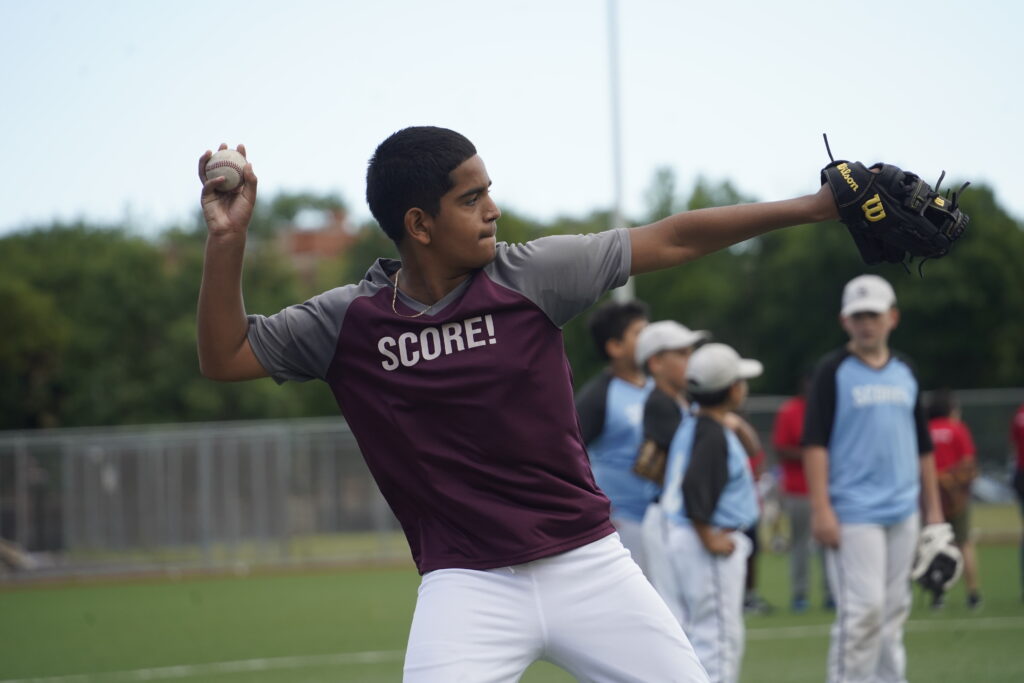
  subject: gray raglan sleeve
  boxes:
[486,228,631,327]
[246,286,352,384]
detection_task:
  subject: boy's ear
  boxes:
[605,337,626,360]
[404,207,433,246]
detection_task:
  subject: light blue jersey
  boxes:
[577,375,656,522]
[661,416,759,531]
[803,349,932,525]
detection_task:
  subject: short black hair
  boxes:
[587,300,650,360]
[365,126,477,244]
[927,387,956,420]
[688,385,733,408]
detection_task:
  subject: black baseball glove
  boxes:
[820,136,970,267]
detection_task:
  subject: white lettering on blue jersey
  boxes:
[829,357,921,524]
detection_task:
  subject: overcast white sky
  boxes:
[2,0,1021,237]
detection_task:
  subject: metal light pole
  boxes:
[607,0,634,301]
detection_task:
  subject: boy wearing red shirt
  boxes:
[772,373,832,612]
[1012,403,1024,601]
[927,389,980,609]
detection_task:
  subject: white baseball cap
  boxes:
[686,343,763,393]
[841,274,896,317]
[635,320,709,367]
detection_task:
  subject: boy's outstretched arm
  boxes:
[196,144,268,382]
[629,184,838,275]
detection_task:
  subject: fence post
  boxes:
[198,434,213,566]
[276,428,291,561]
[14,438,30,549]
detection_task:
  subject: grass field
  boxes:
[2,533,1021,681]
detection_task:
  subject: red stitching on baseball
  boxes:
[206,160,244,185]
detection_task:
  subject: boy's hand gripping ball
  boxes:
[205,149,247,192]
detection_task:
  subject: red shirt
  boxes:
[772,396,808,495]
[1013,404,1024,470]
[928,417,976,472]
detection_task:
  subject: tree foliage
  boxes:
[2,177,1021,430]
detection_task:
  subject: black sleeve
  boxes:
[643,389,683,450]
[683,417,729,524]
[575,371,613,446]
[914,394,933,455]
[896,352,934,456]
[802,349,846,448]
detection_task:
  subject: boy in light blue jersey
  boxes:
[575,301,653,569]
[633,320,709,582]
[803,274,944,683]
[654,343,763,683]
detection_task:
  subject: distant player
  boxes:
[1012,402,1024,600]
[728,413,774,616]
[803,274,944,683]
[772,370,833,612]
[575,300,653,570]
[927,388,981,609]
[196,126,840,680]
[654,342,763,683]
[632,320,708,585]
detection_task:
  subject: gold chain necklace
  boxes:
[391,268,434,319]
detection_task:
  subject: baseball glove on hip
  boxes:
[820,136,970,267]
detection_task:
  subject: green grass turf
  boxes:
[2,529,1021,681]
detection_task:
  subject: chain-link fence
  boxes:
[2,389,1021,581]
[0,418,405,580]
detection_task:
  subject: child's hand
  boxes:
[706,531,736,556]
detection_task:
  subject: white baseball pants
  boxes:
[660,523,752,683]
[824,513,919,683]
[641,501,681,621]
[403,533,709,682]
[611,514,649,576]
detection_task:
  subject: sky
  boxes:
[1,0,1022,237]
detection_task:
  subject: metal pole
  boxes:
[608,0,634,301]
[198,435,212,566]
[62,440,75,552]
[14,438,30,549]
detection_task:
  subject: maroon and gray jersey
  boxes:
[247,229,631,573]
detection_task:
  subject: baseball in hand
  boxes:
[205,149,247,192]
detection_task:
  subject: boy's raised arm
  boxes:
[196,144,268,382]
[628,184,837,275]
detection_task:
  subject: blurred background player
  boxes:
[1012,401,1024,601]
[726,414,775,616]
[575,300,653,571]
[772,369,834,612]
[654,342,763,683]
[804,274,944,683]
[633,320,708,585]
[927,388,981,609]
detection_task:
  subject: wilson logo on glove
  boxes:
[861,194,887,222]
[820,134,970,271]
[837,163,860,191]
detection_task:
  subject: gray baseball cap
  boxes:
[686,343,763,393]
[635,320,709,367]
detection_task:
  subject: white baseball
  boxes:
[205,149,247,192]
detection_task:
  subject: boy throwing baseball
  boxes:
[196,127,839,681]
